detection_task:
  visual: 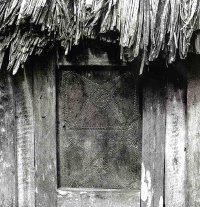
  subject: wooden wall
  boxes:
[141,56,200,207]
[0,47,200,207]
[0,52,57,207]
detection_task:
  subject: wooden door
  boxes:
[57,66,141,207]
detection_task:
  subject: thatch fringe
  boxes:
[0,0,200,74]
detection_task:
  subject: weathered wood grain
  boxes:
[33,53,57,207]
[165,79,186,207]
[0,71,16,207]
[141,72,166,207]
[57,188,140,207]
[14,67,35,207]
[57,69,141,190]
[0,51,5,70]
[57,67,141,207]
[187,57,200,206]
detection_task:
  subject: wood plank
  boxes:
[187,57,200,206]
[33,53,57,207]
[0,70,16,207]
[57,69,141,190]
[141,72,166,207]
[165,78,186,207]
[59,48,127,66]
[59,40,126,67]
[0,51,5,70]
[14,67,35,206]
[57,188,140,207]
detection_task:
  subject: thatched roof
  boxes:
[0,0,200,74]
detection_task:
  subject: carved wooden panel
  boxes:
[57,67,141,190]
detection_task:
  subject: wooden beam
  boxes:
[14,67,35,207]
[33,53,57,207]
[57,188,140,207]
[0,71,16,207]
[59,40,127,67]
[141,72,166,207]
[187,56,200,206]
[165,77,186,206]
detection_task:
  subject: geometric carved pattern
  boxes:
[58,68,141,189]
[59,70,140,129]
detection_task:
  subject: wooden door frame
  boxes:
[56,50,141,206]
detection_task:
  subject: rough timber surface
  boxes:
[187,56,200,207]
[0,70,16,207]
[165,72,186,207]
[57,188,140,207]
[14,66,35,207]
[33,53,57,207]
[141,70,166,207]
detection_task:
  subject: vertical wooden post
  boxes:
[165,74,186,207]
[0,51,5,70]
[141,72,166,207]
[33,52,57,207]
[187,57,200,206]
[14,67,35,207]
[0,70,16,207]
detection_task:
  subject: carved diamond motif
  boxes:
[59,70,140,130]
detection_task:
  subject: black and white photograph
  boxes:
[0,0,199,206]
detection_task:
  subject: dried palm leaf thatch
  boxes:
[0,0,200,74]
